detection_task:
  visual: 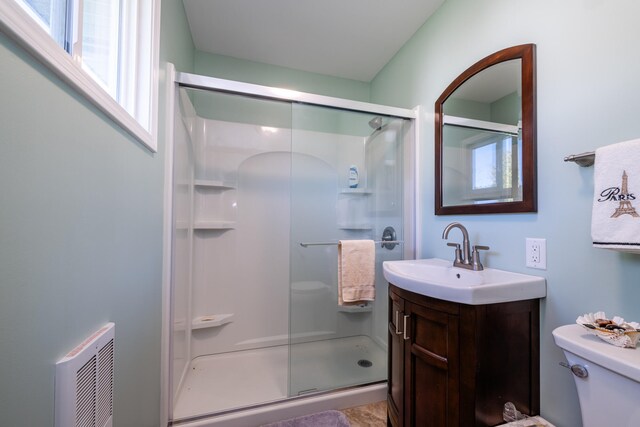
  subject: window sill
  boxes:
[0,1,157,152]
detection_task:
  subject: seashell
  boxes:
[576,312,640,348]
[597,319,614,327]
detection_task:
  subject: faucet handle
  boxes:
[447,242,463,265]
[471,245,490,270]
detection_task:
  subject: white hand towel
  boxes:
[338,240,375,305]
[591,138,640,252]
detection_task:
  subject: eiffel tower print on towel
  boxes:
[611,170,640,218]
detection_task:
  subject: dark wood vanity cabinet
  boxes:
[387,285,539,427]
[387,290,406,426]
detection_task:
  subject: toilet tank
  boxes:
[552,324,640,427]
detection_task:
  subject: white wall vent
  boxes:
[55,322,115,427]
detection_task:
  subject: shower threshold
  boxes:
[172,335,386,421]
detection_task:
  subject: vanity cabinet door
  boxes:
[405,302,459,427]
[388,284,539,427]
[387,289,405,427]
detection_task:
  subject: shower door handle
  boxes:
[395,310,403,335]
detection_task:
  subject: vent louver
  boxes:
[96,340,114,426]
[55,323,115,427]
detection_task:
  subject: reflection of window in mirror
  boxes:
[469,135,521,203]
[472,140,498,190]
[441,124,522,206]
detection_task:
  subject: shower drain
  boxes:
[357,359,373,368]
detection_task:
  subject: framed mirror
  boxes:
[435,44,536,215]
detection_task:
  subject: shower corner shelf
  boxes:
[339,188,371,195]
[193,221,236,230]
[338,303,373,313]
[194,179,236,189]
[192,314,234,330]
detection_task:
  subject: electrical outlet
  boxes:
[526,238,546,269]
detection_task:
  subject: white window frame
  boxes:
[462,134,520,202]
[0,0,160,152]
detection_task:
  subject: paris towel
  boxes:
[338,240,375,305]
[591,138,640,253]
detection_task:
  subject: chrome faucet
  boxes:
[442,222,489,271]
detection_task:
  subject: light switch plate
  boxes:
[526,238,547,269]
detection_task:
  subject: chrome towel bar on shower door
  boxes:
[299,240,404,247]
[299,240,403,248]
[300,226,402,250]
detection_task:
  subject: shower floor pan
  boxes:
[173,335,386,421]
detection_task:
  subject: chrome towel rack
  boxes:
[564,151,595,167]
[300,226,402,250]
[299,240,404,248]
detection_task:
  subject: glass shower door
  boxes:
[289,104,409,396]
[170,87,295,419]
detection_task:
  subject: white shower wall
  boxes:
[187,117,377,360]
[168,80,416,423]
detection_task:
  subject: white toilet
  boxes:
[552,324,640,427]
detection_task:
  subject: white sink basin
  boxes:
[383,258,546,305]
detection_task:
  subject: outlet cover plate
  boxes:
[526,238,547,269]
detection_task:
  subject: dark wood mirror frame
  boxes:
[435,44,537,215]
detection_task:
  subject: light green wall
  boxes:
[160,0,195,73]
[444,92,520,124]
[371,0,640,425]
[0,1,194,426]
[491,92,520,125]
[189,87,375,137]
[190,52,377,135]
[444,97,491,121]
[195,51,371,102]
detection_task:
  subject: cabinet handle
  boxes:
[403,314,410,340]
[395,310,403,335]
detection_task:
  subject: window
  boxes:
[18,0,65,48]
[81,0,121,97]
[0,0,159,150]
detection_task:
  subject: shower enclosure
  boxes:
[167,72,415,425]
